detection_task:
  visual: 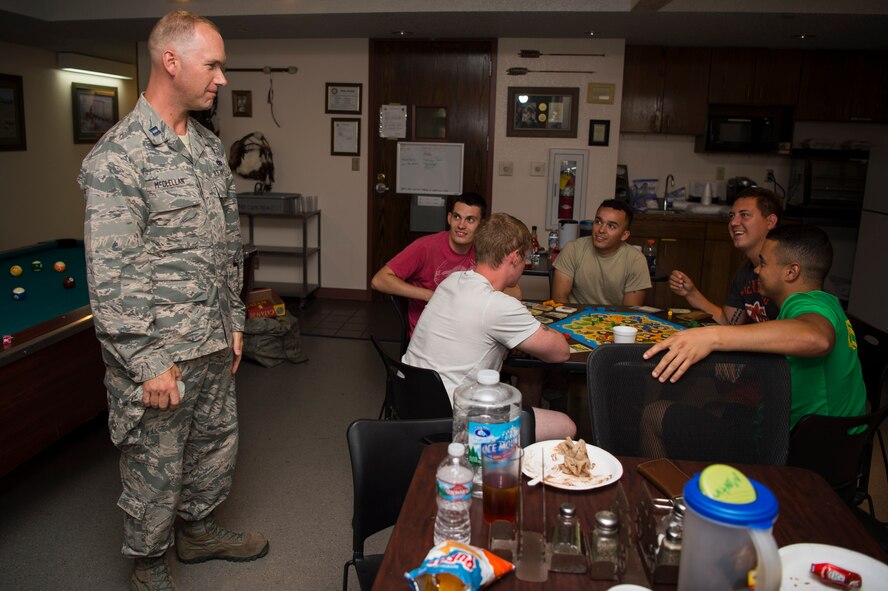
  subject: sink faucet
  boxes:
[662,174,675,210]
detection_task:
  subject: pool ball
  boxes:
[10,265,22,277]
[63,276,76,289]
[12,287,26,300]
[54,261,66,272]
[31,260,43,272]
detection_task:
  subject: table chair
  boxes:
[848,313,888,515]
[389,295,410,357]
[586,344,792,466]
[370,335,453,420]
[343,417,453,591]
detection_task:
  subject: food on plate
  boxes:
[555,437,593,478]
[405,541,514,591]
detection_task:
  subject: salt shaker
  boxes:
[551,503,581,554]
[588,509,620,580]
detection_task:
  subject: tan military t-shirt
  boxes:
[553,237,651,305]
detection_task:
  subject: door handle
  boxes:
[375,173,389,194]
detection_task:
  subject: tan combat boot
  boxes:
[175,514,269,564]
[131,556,177,591]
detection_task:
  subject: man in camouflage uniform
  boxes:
[78,11,268,590]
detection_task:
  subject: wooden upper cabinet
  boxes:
[797,50,881,122]
[622,46,710,135]
[622,46,666,133]
[662,47,711,135]
[709,48,800,106]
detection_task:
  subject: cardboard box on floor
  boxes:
[246,288,286,318]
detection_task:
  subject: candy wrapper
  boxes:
[405,541,514,590]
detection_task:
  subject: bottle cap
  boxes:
[476,369,500,385]
[594,510,618,532]
[559,503,576,518]
[448,442,465,457]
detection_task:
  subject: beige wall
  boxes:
[0,42,137,250]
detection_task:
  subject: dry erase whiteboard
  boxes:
[396,142,464,195]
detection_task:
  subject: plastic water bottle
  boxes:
[433,442,474,545]
[644,239,657,276]
[452,369,522,497]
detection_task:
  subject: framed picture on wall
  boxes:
[325,82,362,114]
[0,73,26,151]
[71,82,119,144]
[232,90,252,117]
[507,86,579,138]
[588,119,611,146]
[331,118,360,156]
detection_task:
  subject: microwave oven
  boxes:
[786,149,868,218]
[701,105,791,153]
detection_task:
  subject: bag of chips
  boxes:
[404,541,514,591]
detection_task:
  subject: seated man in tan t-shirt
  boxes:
[552,199,651,306]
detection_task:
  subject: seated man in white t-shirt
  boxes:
[403,213,576,441]
[552,199,651,306]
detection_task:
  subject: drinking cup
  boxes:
[612,325,638,343]
[481,446,521,524]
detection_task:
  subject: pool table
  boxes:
[0,239,258,477]
[0,239,106,477]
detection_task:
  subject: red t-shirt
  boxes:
[386,231,475,334]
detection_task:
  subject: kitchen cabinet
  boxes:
[796,50,887,122]
[628,214,744,311]
[708,48,801,106]
[241,210,321,304]
[622,46,711,135]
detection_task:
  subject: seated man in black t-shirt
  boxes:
[669,188,782,325]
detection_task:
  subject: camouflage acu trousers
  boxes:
[105,347,238,557]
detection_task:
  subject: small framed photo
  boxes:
[71,82,119,144]
[588,119,610,147]
[325,82,362,114]
[507,87,579,138]
[0,73,26,151]
[331,118,360,156]
[587,82,616,105]
[232,90,252,117]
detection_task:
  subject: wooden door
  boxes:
[368,39,494,292]
[661,47,711,135]
[621,46,665,133]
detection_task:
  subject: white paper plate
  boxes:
[779,543,888,590]
[521,440,623,491]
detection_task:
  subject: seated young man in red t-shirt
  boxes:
[371,192,487,335]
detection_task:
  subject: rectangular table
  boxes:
[372,443,888,590]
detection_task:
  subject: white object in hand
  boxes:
[613,325,638,343]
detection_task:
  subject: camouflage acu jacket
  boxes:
[79,95,245,383]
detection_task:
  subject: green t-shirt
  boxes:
[778,290,866,428]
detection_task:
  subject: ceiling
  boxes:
[1,0,887,64]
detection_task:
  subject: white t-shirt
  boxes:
[403,270,540,403]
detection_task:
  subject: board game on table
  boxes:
[526,302,686,349]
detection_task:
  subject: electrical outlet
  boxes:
[351,157,360,171]
[715,166,725,181]
[498,161,514,176]
[530,162,546,177]
[766,169,775,183]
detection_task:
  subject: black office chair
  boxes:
[848,314,888,514]
[389,295,411,357]
[370,335,453,420]
[586,344,792,466]
[343,418,453,591]
[788,406,888,505]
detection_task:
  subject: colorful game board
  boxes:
[550,308,686,349]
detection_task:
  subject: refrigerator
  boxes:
[849,145,888,332]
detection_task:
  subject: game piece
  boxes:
[31,260,43,271]
[2,335,12,349]
[537,317,553,324]
[54,261,66,272]
[532,303,554,311]
[10,265,22,276]
[555,305,577,314]
[12,287,26,300]
[63,276,76,289]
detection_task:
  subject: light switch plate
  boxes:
[530,162,546,177]
[351,157,360,171]
[499,161,514,176]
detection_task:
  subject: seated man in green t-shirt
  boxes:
[643,224,866,429]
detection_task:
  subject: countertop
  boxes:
[634,209,730,223]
